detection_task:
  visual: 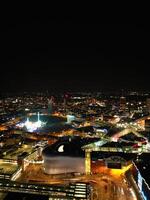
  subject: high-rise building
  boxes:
[120,96,126,111]
[146,98,150,113]
[48,96,54,114]
[63,93,69,109]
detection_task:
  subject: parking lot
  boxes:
[3,144,33,160]
[0,162,18,175]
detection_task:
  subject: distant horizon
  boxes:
[1,89,150,96]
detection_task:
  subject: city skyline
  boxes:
[1,90,150,199]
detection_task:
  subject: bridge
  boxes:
[0,180,90,199]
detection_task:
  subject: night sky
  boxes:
[0,15,150,93]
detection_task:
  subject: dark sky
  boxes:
[0,15,150,93]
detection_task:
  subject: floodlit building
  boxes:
[67,115,75,124]
[42,137,86,175]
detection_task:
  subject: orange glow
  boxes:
[110,164,132,176]
[137,120,145,128]
[0,126,8,131]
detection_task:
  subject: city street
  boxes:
[87,174,137,200]
[16,162,138,200]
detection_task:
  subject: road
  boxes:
[0,192,8,200]
[63,172,137,200]
[16,161,138,199]
[88,161,138,200]
[88,174,137,200]
[0,117,23,131]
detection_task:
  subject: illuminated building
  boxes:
[48,97,53,114]
[67,115,75,124]
[85,149,91,175]
[120,96,126,111]
[42,138,85,175]
[64,94,69,107]
[132,162,150,200]
[146,98,150,113]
